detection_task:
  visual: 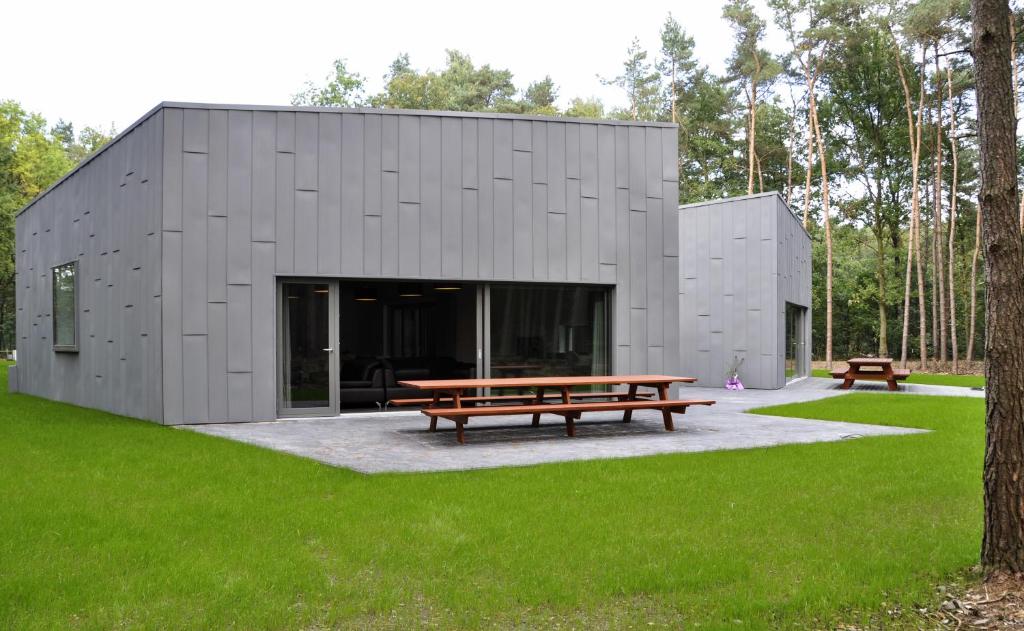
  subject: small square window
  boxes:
[52,261,78,352]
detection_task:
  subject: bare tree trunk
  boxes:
[754,150,765,193]
[969,204,982,361]
[802,75,818,228]
[1012,12,1024,233]
[747,83,757,195]
[935,48,949,366]
[810,98,834,369]
[895,39,929,369]
[974,0,1024,575]
[947,65,960,373]
[915,49,929,370]
[786,112,795,205]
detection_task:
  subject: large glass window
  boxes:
[489,284,610,381]
[785,302,807,381]
[52,261,78,351]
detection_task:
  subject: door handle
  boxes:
[323,347,334,352]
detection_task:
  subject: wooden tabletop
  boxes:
[847,357,893,365]
[398,375,698,390]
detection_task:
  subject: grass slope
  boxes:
[811,368,985,388]
[0,363,983,629]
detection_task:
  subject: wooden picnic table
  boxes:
[831,358,911,391]
[395,375,713,444]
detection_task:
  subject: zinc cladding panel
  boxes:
[12,111,165,423]
[678,195,793,390]
[28,105,679,423]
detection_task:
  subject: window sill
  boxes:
[53,346,79,353]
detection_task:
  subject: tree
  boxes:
[564,97,606,119]
[521,76,559,115]
[291,58,367,107]
[602,38,662,121]
[724,0,781,195]
[676,69,746,202]
[372,50,518,112]
[946,65,961,373]
[658,14,698,124]
[972,0,1024,574]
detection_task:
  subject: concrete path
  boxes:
[182,378,975,474]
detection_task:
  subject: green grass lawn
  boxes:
[0,361,983,629]
[811,367,985,388]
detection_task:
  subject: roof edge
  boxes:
[678,191,812,240]
[157,101,679,128]
[16,102,166,218]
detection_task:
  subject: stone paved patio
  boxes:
[182,378,976,473]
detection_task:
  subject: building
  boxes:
[678,193,812,390]
[11,102,683,424]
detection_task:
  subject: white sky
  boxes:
[2,0,787,135]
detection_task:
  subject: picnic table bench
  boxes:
[393,375,715,444]
[831,358,911,391]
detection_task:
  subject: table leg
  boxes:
[455,419,465,444]
[428,391,441,431]
[531,386,545,427]
[656,383,674,431]
[884,365,898,391]
[841,370,855,389]
[622,384,638,423]
[560,386,577,436]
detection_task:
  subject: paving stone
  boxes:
[183,378,977,474]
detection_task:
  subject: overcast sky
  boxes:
[3,0,787,135]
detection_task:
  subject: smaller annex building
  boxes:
[678,193,811,390]
[9,102,812,427]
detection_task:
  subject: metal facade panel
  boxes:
[476,119,494,278]
[226,284,252,373]
[461,189,478,277]
[628,127,646,210]
[381,115,398,172]
[294,190,318,274]
[512,150,532,279]
[274,153,295,273]
[441,117,463,277]
[513,119,531,151]
[493,119,513,180]
[276,111,295,153]
[183,108,209,154]
[252,111,277,242]
[162,108,183,231]
[227,110,253,285]
[420,117,442,277]
[493,178,514,279]
[461,118,478,189]
[531,122,547,183]
[181,152,208,335]
[565,124,580,180]
[381,171,399,276]
[565,179,582,282]
[339,113,363,274]
[547,212,567,281]
[398,201,421,276]
[532,184,548,278]
[162,231,183,423]
[295,112,318,191]
[182,335,209,422]
[580,124,598,199]
[319,113,343,275]
[208,110,228,217]
[364,215,382,276]
[250,242,276,420]
[597,125,616,264]
[207,301,228,421]
[363,113,383,216]
[581,197,599,281]
[546,123,565,212]
[399,115,420,201]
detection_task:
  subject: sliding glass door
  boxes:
[278,281,338,416]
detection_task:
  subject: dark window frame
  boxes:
[52,260,79,353]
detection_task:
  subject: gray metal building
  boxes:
[678,193,812,390]
[12,102,683,424]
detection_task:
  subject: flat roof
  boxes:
[18,102,677,218]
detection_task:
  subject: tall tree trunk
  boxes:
[671,62,678,124]
[895,39,929,369]
[969,204,982,361]
[948,65,960,373]
[802,73,818,228]
[877,216,889,357]
[935,48,949,365]
[915,49,929,370]
[786,112,795,205]
[973,0,1024,575]
[1012,12,1024,233]
[748,85,757,195]
[810,99,833,369]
